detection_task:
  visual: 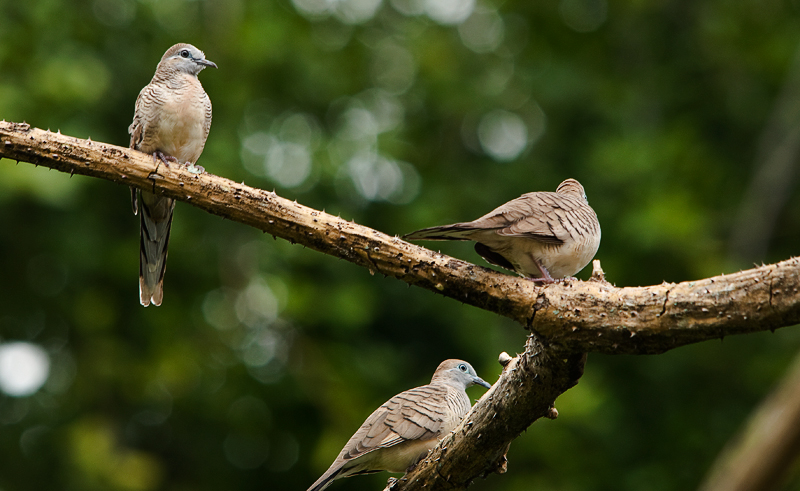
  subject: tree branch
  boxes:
[533,258,800,354]
[2,121,798,354]
[0,121,535,325]
[386,338,586,491]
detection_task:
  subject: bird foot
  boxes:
[152,151,179,167]
[525,276,556,284]
[185,162,205,174]
[524,257,556,283]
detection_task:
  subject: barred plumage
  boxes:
[128,43,216,306]
[307,359,491,491]
[403,178,601,282]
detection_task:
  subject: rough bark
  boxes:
[0,121,535,324]
[2,121,800,491]
[385,338,586,491]
[533,258,800,354]
[2,121,798,355]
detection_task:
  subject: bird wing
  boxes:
[339,384,448,462]
[460,192,567,245]
[202,91,212,143]
[402,194,561,243]
[128,87,149,150]
[128,82,168,153]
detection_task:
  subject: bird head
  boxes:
[433,359,492,390]
[556,178,588,202]
[159,43,217,76]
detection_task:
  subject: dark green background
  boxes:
[1,0,799,489]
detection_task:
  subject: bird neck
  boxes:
[431,375,466,391]
[153,69,199,89]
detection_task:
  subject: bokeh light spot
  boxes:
[265,141,313,188]
[291,0,332,19]
[371,43,416,94]
[241,112,320,188]
[389,0,424,15]
[235,278,279,327]
[346,151,417,202]
[477,109,528,161]
[202,288,239,331]
[334,0,383,24]
[0,342,50,397]
[292,0,383,23]
[424,0,475,24]
[458,7,505,53]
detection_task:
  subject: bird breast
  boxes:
[151,94,208,163]
[138,75,210,164]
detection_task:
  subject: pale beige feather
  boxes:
[404,178,600,282]
[128,43,215,306]
[307,359,491,491]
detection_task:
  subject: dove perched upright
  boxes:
[128,43,216,306]
[307,359,492,491]
[404,178,600,283]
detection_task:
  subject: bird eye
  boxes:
[180,50,190,58]
[458,364,467,372]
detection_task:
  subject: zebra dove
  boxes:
[128,43,216,306]
[307,359,491,491]
[404,178,600,282]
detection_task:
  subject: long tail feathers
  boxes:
[402,224,477,241]
[307,465,344,491]
[137,190,175,307]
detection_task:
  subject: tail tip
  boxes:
[139,278,164,307]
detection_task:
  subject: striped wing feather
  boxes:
[341,384,446,461]
[405,192,589,246]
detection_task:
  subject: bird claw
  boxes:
[524,258,556,283]
[525,276,556,284]
[152,152,179,168]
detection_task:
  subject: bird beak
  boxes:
[197,59,218,69]
[474,376,491,389]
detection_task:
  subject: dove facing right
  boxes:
[128,43,216,306]
[403,178,600,283]
[307,359,491,491]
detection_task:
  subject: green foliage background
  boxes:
[1,0,799,490]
